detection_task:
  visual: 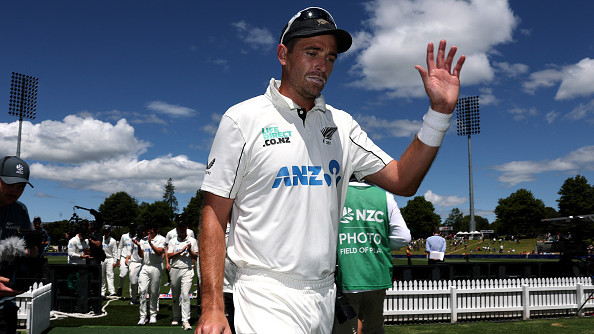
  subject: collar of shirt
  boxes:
[267,78,327,114]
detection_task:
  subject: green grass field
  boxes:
[398,237,541,256]
[45,255,201,328]
[43,317,594,334]
[39,251,593,333]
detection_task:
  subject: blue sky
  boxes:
[1,0,593,225]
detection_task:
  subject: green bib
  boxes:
[336,184,393,291]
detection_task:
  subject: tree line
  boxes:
[400,174,593,239]
[42,174,593,245]
[42,178,205,246]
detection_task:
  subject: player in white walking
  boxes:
[167,219,198,330]
[196,6,465,333]
[164,215,195,285]
[116,224,136,297]
[134,223,165,325]
[101,226,118,297]
[126,225,144,305]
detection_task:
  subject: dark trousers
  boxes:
[224,292,235,334]
[0,302,18,334]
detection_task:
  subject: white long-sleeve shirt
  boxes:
[139,235,166,267]
[68,234,89,264]
[118,232,133,259]
[102,236,118,259]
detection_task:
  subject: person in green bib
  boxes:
[333,177,411,334]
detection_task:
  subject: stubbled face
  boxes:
[280,34,338,106]
[0,180,26,206]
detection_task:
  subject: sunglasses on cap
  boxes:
[280,7,338,45]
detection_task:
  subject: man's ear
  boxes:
[277,44,288,65]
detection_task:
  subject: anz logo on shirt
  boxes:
[272,159,342,188]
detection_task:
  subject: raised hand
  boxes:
[415,40,465,114]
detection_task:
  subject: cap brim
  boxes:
[289,28,352,53]
[0,176,33,188]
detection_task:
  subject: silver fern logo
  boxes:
[340,207,354,224]
[205,159,216,175]
[321,127,337,145]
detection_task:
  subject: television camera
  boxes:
[69,206,106,264]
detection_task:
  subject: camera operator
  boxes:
[0,156,35,334]
[87,221,106,266]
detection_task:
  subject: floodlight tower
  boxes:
[8,72,38,158]
[456,96,480,232]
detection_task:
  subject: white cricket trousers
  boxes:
[170,267,194,322]
[138,264,162,319]
[118,257,129,288]
[101,258,116,295]
[234,268,336,334]
[128,261,142,302]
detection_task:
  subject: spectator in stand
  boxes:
[426,229,446,264]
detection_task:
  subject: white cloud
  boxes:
[354,114,421,140]
[492,145,594,186]
[563,99,594,122]
[494,61,529,78]
[146,101,197,117]
[477,87,499,106]
[202,113,223,136]
[31,155,204,199]
[507,106,538,121]
[0,116,149,164]
[231,20,275,51]
[523,58,594,100]
[522,68,563,94]
[545,111,560,124]
[424,190,467,207]
[556,58,594,100]
[0,116,205,199]
[349,0,518,97]
[209,58,230,71]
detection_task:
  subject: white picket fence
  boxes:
[384,277,594,323]
[16,282,52,334]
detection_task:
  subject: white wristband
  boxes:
[417,107,452,147]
